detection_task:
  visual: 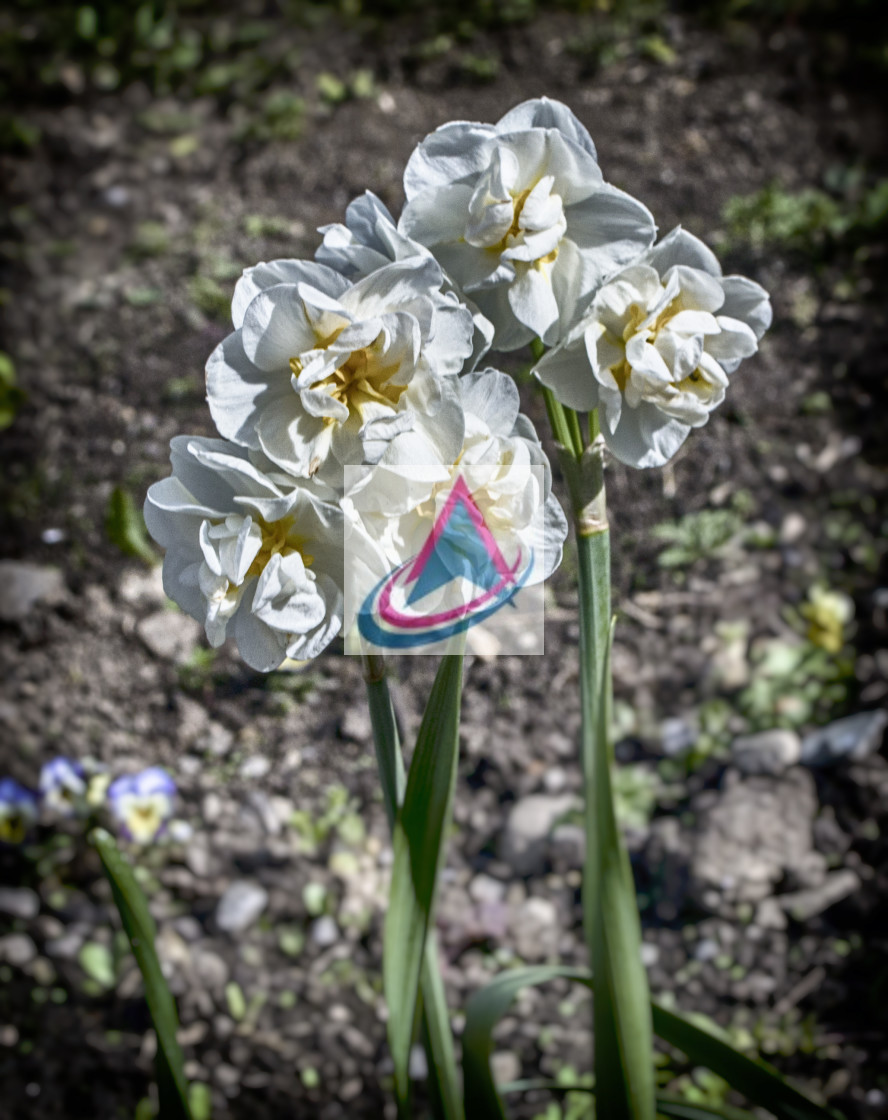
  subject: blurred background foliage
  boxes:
[1,0,887,120]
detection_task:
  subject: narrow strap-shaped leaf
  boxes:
[578,526,655,1120]
[91,828,191,1120]
[651,1004,843,1120]
[384,653,464,1114]
[463,965,584,1120]
[365,658,464,1120]
[655,1095,761,1120]
[499,1082,758,1120]
[420,930,464,1120]
[462,965,840,1120]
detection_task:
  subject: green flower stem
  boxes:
[363,654,464,1120]
[559,412,656,1120]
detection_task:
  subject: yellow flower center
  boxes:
[608,295,692,393]
[290,333,409,426]
[245,515,314,581]
[0,813,27,844]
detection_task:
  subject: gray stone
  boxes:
[511,896,559,960]
[409,1044,428,1081]
[310,916,339,947]
[732,730,801,776]
[468,874,506,905]
[201,721,234,757]
[550,823,585,868]
[340,706,372,743]
[137,610,202,664]
[45,931,85,960]
[499,794,578,876]
[801,710,888,767]
[215,881,268,933]
[778,870,861,922]
[0,562,65,621]
[660,716,696,757]
[0,933,37,966]
[118,566,166,607]
[239,755,271,780]
[691,769,818,905]
[192,948,229,990]
[0,887,40,919]
[491,1051,522,1086]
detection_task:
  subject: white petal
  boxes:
[720,276,772,340]
[565,184,657,278]
[241,284,317,373]
[496,96,598,160]
[399,183,476,246]
[233,260,349,330]
[206,331,279,449]
[346,257,444,318]
[233,584,289,671]
[645,226,722,277]
[508,265,560,340]
[606,400,691,469]
[533,334,600,412]
[458,368,521,436]
[469,285,535,352]
[403,121,497,198]
[252,553,327,634]
[256,400,330,477]
[707,315,759,368]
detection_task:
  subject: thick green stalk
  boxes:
[363,655,464,1120]
[570,422,656,1120]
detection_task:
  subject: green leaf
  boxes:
[384,653,464,1114]
[578,531,655,1120]
[105,486,158,565]
[655,1096,758,1120]
[79,942,115,989]
[462,967,839,1120]
[91,829,191,1120]
[365,656,463,1120]
[463,965,584,1120]
[651,1004,842,1120]
[499,1083,756,1120]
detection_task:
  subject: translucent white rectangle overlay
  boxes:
[343,462,549,656]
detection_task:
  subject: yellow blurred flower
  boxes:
[801,585,854,653]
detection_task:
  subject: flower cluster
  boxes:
[0,757,177,846]
[146,97,769,669]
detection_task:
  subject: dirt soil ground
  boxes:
[1,8,887,1120]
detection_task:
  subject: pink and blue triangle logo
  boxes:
[358,475,533,650]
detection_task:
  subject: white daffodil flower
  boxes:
[533,226,772,468]
[316,189,495,369]
[206,254,473,482]
[145,436,344,671]
[399,97,656,350]
[343,367,568,620]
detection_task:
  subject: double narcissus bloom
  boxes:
[207,256,473,481]
[533,227,772,467]
[145,437,344,671]
[143,96,768,670]
[399,97,656,349]
[108,768,177,844]
[0,778,38,844]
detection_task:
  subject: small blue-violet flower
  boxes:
[0,778,39,844]
[108,768,177,844]
[39,757,88,816]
